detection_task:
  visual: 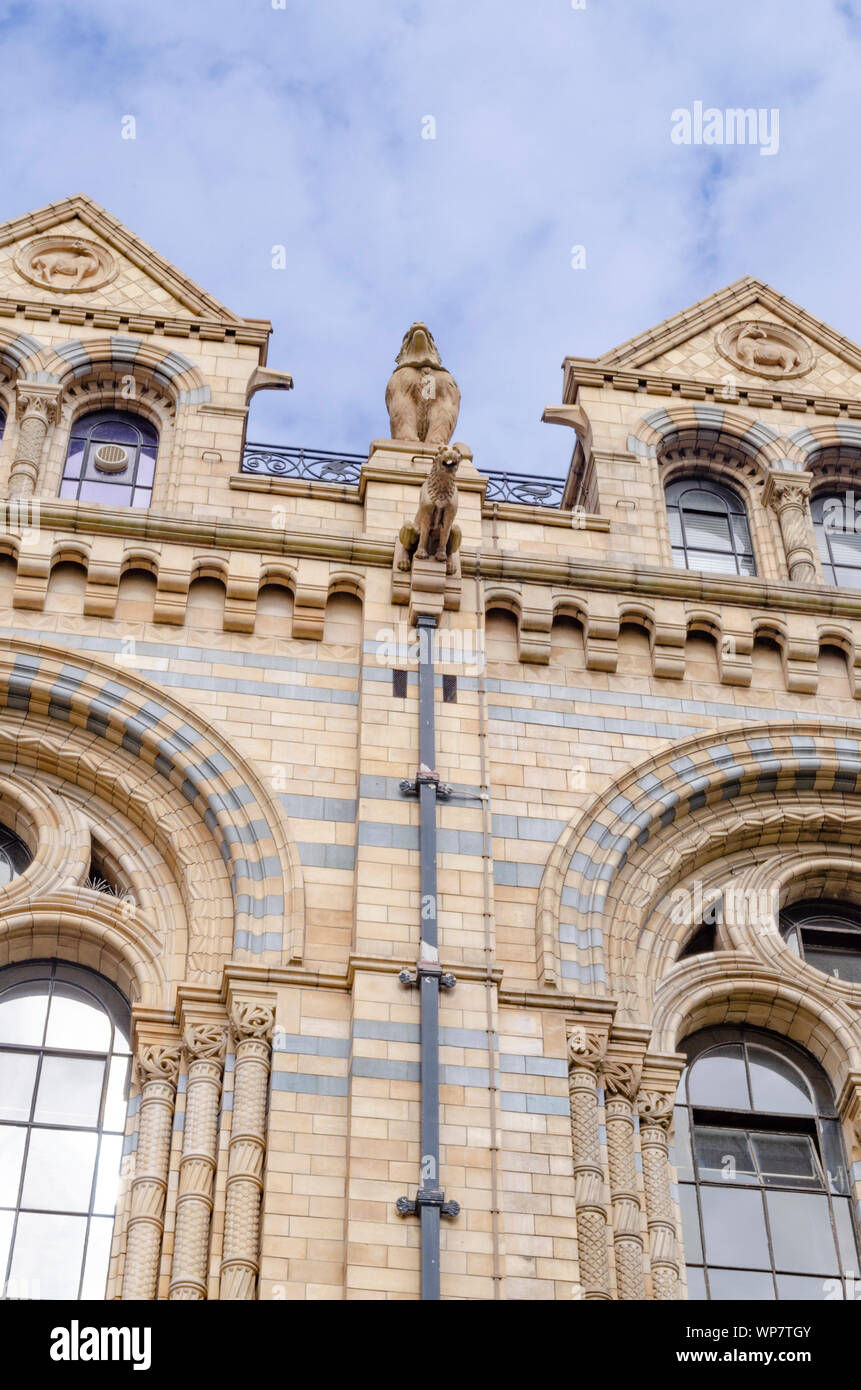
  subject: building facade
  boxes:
[0,196,860,1301]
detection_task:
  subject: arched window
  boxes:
[666,478,756,576]
[0,408,6,442]
[781,900,861,984]
[0,826,32,888]
[0,960,131,1299]
[676,1026,858,1301]
[811,493,861,587]
[60,409,158,509]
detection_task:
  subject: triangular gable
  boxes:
[0,193,243,324]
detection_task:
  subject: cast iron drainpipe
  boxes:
[396,612,460,1299]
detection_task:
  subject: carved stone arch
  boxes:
[0,638,305,983]
[0,327,44,382]
[328,567,365,601]
[536,720,861,1006]
[789,421,861,477]
[119,546,160,578]
[258,561,297,594]
[484,584,522,619]
[190,552,229,585]
[628,404,785,481]
[21,336,209,404]
[651,958,861,1096]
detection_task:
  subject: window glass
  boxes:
[675,1026,859,1302]
[0,961,131,1300]
[60,410,158,510]
[779,900,861,986]
[666,477,756,577]
[0,826,33,889]
[812,493,861,588]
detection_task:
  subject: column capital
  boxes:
[15,382,62,424]
[229,996,276,1046]
[567,1021,609,1075]
[603,1054,642,1103]
[762,468,813,512]
[136,1041,182,1086]
[185,1022,228,1063]
[637,1089,675,1130]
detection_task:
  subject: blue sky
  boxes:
[2,0,861,476]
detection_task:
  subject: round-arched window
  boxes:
[811,493,861,588]
[675,1026,858,1301]
[0,827,32,888]
[60,409,158,509]
[666,477,756,576]
[781,900,861,984]
[0,960,131,1299]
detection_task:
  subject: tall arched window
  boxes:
[666,477,756,576]
[60,409,158,509]
[811,493,861,587]
[0,960,131,1299]
[676,1026,858,1300]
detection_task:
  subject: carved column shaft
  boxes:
[638,1090,681,1300]
[220,1000,275,1301]
[568,1028,611,1300]
[604,1059,645,1300]
[764,472,816,583]
[169,1024,227,1301]
[10,393,58,498]
[121,1043,181,1301]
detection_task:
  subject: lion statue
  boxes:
[385,322,460,445]
[395,444,463,573]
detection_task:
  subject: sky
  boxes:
[2,0,861,477]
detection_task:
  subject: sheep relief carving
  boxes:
[716,320,813,379]
[15,236,117,293]
[386,322,461,445]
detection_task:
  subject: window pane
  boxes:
[747,1045,813,1115]
[833,1199,859,1277]
[827,529,861,564]
[687,1045,749,1109]
[678,1183,702,1262]
[679,488,732,512]
[45,989,111,1053]
[694,1127,757,1184]
[0,987,48,1046]
[685,1265,707,1300]
[708,1267,775,1300]
[751,1132,821,1188]
[737,554,758,576]
[777,1273,841,1300]
[21,1129,98,1213]
[700,1186,770,1268]
[78,482,134,507]
[0,1209,13,1286]
[687,549,740,574]
[766,1191,839,1274]
[803,945,861,984]
[9,1212,86,1299]
[835,567,861,588]
[103,1056,130,1132]
[685,513,733,550]
[80,1215,114,1299]
[0,1052,38,1121]
[821,1121,850,1196]
[672,1105,694,1182]
[34,1056,105,1128]
[667,510,683,545]
[93,1135,123,1216]
[730,513,753,550]
[0,1125,26,1205]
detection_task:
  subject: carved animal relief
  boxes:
[716,319,813,379]
[15,236,116,293]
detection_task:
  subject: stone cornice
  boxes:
[0,298,270,351]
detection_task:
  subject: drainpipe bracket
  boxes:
[399,773,453,800]
[399,963,457,989]
[396,1190,461,1219]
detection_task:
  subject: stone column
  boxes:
[122,1041,182,1300]
[764,471,817,583]
[567,1026,612,1300]
[9,388,60,498]
[169,1022,227,1301]
[637,1088,681,1300]
[220,998,275,1301]
[603,1054,645,1300]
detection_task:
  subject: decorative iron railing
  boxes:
[240,443,566,508]
[241,442,365,486]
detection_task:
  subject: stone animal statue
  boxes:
[395,444,463,573]
[385,322,460,445]
[735,325,799,373]
[31,248,99,288]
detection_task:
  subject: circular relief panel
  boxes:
[93,443,129,473]
[716,320,814,380]
[14,236,117,294]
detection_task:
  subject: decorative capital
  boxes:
[184,1022,228,1063]
[763,470,812,514]
[230,999,276,1045]
[137,1042,182,1085]
[637,1089,676,1130]
[603,1056,642,1102]
[16,387,60,426]
[567,1025,608,1075]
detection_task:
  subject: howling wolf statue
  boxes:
[385,322,461,445]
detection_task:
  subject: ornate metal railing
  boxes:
[481,470,565,507]
[240,443,565,507]
[241,442,365,486]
